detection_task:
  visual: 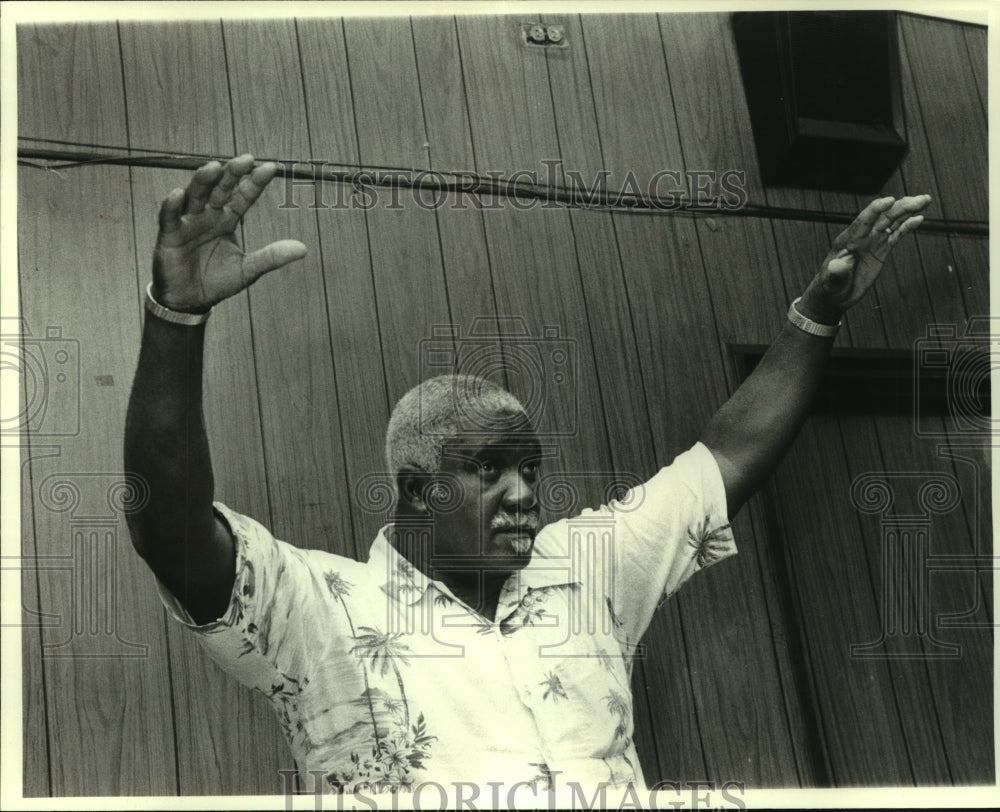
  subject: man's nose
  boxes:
[500,468,537,511]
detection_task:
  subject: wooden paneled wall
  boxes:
[17,12,990,795]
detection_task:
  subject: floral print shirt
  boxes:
[156,442,736,794]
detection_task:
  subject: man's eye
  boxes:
[479,459,498,475]
[521,461,540,477]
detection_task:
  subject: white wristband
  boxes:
[145,283,212,326]
[787,297,840,337]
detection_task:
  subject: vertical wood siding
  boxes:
[17,12,990,795]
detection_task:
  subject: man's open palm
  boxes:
[152,154,307,312]
[817,194,931,312]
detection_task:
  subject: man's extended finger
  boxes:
[833,196,894,248]
[887,214,924,247]
[875,194,932,234]
[184,161,223,215]
[206,154,256,210]
[158,187,186,236]
[241,239,308,284]
[228,163,279,218]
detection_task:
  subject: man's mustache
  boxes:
[490,513,540,532]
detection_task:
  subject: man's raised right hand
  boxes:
[152,153,307,313]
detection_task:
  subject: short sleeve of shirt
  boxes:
[532,442,736,647]
[154,502,329,695]
[611,441,736,642]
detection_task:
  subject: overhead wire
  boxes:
[16,138,988,237]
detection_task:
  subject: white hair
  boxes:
[385,374,526,478]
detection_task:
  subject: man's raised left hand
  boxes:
[797,194,932,324]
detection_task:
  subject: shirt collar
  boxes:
[368,527,436,606]
[367,525,582,607]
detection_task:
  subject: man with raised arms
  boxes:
[125,153,929,797]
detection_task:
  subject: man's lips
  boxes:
[496,529,535,555]
[492,525,537,540]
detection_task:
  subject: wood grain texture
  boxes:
[839,417,954,784]
[770,420,913,785]
[870,178,992,784]
[658,15,804,783]
[539,11,660,537]
[455,15,613,512]
[18,23,179,795]
[410,16,507,387]
[18,164,179,795]
[869,204,991,643]
[767,192,911,786]
[768,201,949,785]
[962,26,987,120]
[579,14,685,183]
[539,11,674,782]
[225,20,367,788]
[119,20,288,794]
[342,18,453,406]
[295,18,388,553]
[866,416,993,783]
[945,234,990,326]
[18,234,56,797]
[900,16,988,225]
[600,217,719,781]
[223,20,354,557]
[936,433,994,628]
[686,212,805,785]
[892,28,975,333]
[17,23,124,144]
[20,439,51,797]
[771,119,992,786]
[118,21,234,157]
[657,13,766,201]
[751,208,854,787]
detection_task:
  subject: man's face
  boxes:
[428,415,543,576]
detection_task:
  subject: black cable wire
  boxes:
[16,141,989,237]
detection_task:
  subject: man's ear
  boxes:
[396,465,433,515]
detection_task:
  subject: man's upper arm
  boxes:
[134,509,236,626]
[151,503,328,695]
[609,441,737,643]
[702,443,743,520]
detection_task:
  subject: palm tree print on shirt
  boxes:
[388,558,420,600]
[498,586,555,635]
[325,571,436,791]
[528,762,554,791]
[231,555,255,628]
[325,571,383,747]
[350,626,413,729]
[686,516,733,569]
[604,689,630,740]
[540,671,568,701]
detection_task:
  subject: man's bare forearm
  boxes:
[124,315,234,619]
[701,319,835,516]
[699,195,931,519]
[124,156,304,623]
